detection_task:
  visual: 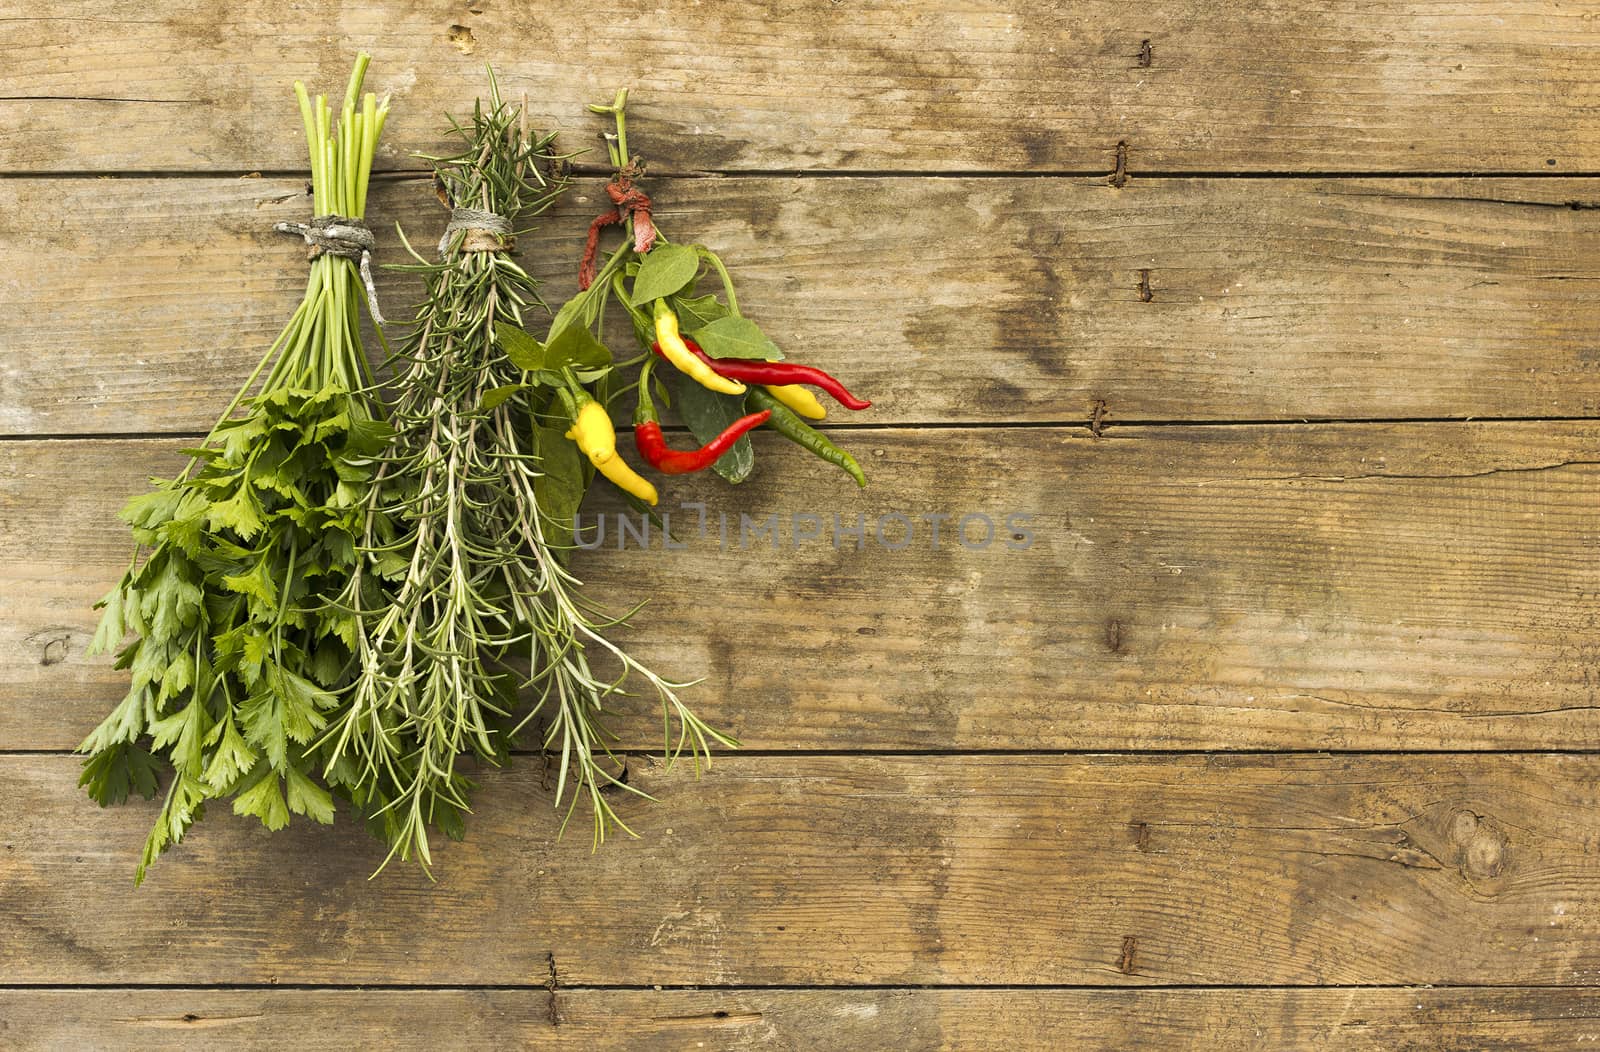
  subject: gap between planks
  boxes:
[10,169,1600,182]
[0,982,1591,992]
[5,417,1600,444]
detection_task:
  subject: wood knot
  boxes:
[1118,935,1138,974]
[1447,809,1480,844]
[1447,809,1509,882]
[1105,618,1126,653]
[26,627,73,667]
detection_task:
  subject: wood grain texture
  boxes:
[3,1,1599,173]
[4,423,1597,753]
[3,753,1597,985]
[3,986,1597,1050]
[5,175,1600,435]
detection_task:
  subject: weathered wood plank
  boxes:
[5,176,1600,435]
[3,986,1596,1050]
[3,423,1597,752]
[3,2,1598,173]
[2,753,1596,984]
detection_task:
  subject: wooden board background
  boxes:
[2,1,1599,1049]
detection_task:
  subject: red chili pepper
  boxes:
[651,339,872,410]
[633,363,771,474]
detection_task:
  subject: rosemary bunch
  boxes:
[326,80,564,867]
[79,56,391,882]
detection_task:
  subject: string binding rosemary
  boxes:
[437,206,514,256]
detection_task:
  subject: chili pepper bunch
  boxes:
[500,89,872,508]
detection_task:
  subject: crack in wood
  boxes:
[648,1010,764,1027]
[1195,460,1600,485]
[545,953,561,1027]
[1328,190,1600,210]
[0,96,194,104]
[119,1013,265,1029]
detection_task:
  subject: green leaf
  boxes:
[690,315,783,361]
[344,417,396,456]
[285,766,335,824]
[206,489,266,540]
[308,639,345,687]
[203,718,257,792]
[238,684,287,770]
[273,665,337,744]
[156,650,195,704]
[324,611,361,653]
[235,663,333,773]
[232,772,290,831]
[544,323,612,371]
[546,294,596,346]
[221,562,279,610]
[148,699,209,778]
[120,486,183,530]
[481,384,526,410]
[310,409,353,444]
[495,321,546,371]
[136,772,207,885]
[534,424,587,550]
[161,508,210,557]
[217,413,269,462]
[630,243,701,304]
[141,557,203,641]
[670,292,729,332]
[662,369,756,483]
[78,687,149,753]
[79,743,162,807]
[88,584,128,656]
[241,630,271,686]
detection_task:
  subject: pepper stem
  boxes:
[556,367,592,419]
[588,88,631,169]
[635,359,658,423]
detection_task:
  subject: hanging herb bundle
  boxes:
[78,56,392,883]
[554,90,873,499]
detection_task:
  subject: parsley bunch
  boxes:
[79,56,392,883]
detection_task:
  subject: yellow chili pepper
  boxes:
[763,383,826,420]
[653,300,745,396]
[565,397,659,506]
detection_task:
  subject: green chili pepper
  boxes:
[746,386,866,488]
